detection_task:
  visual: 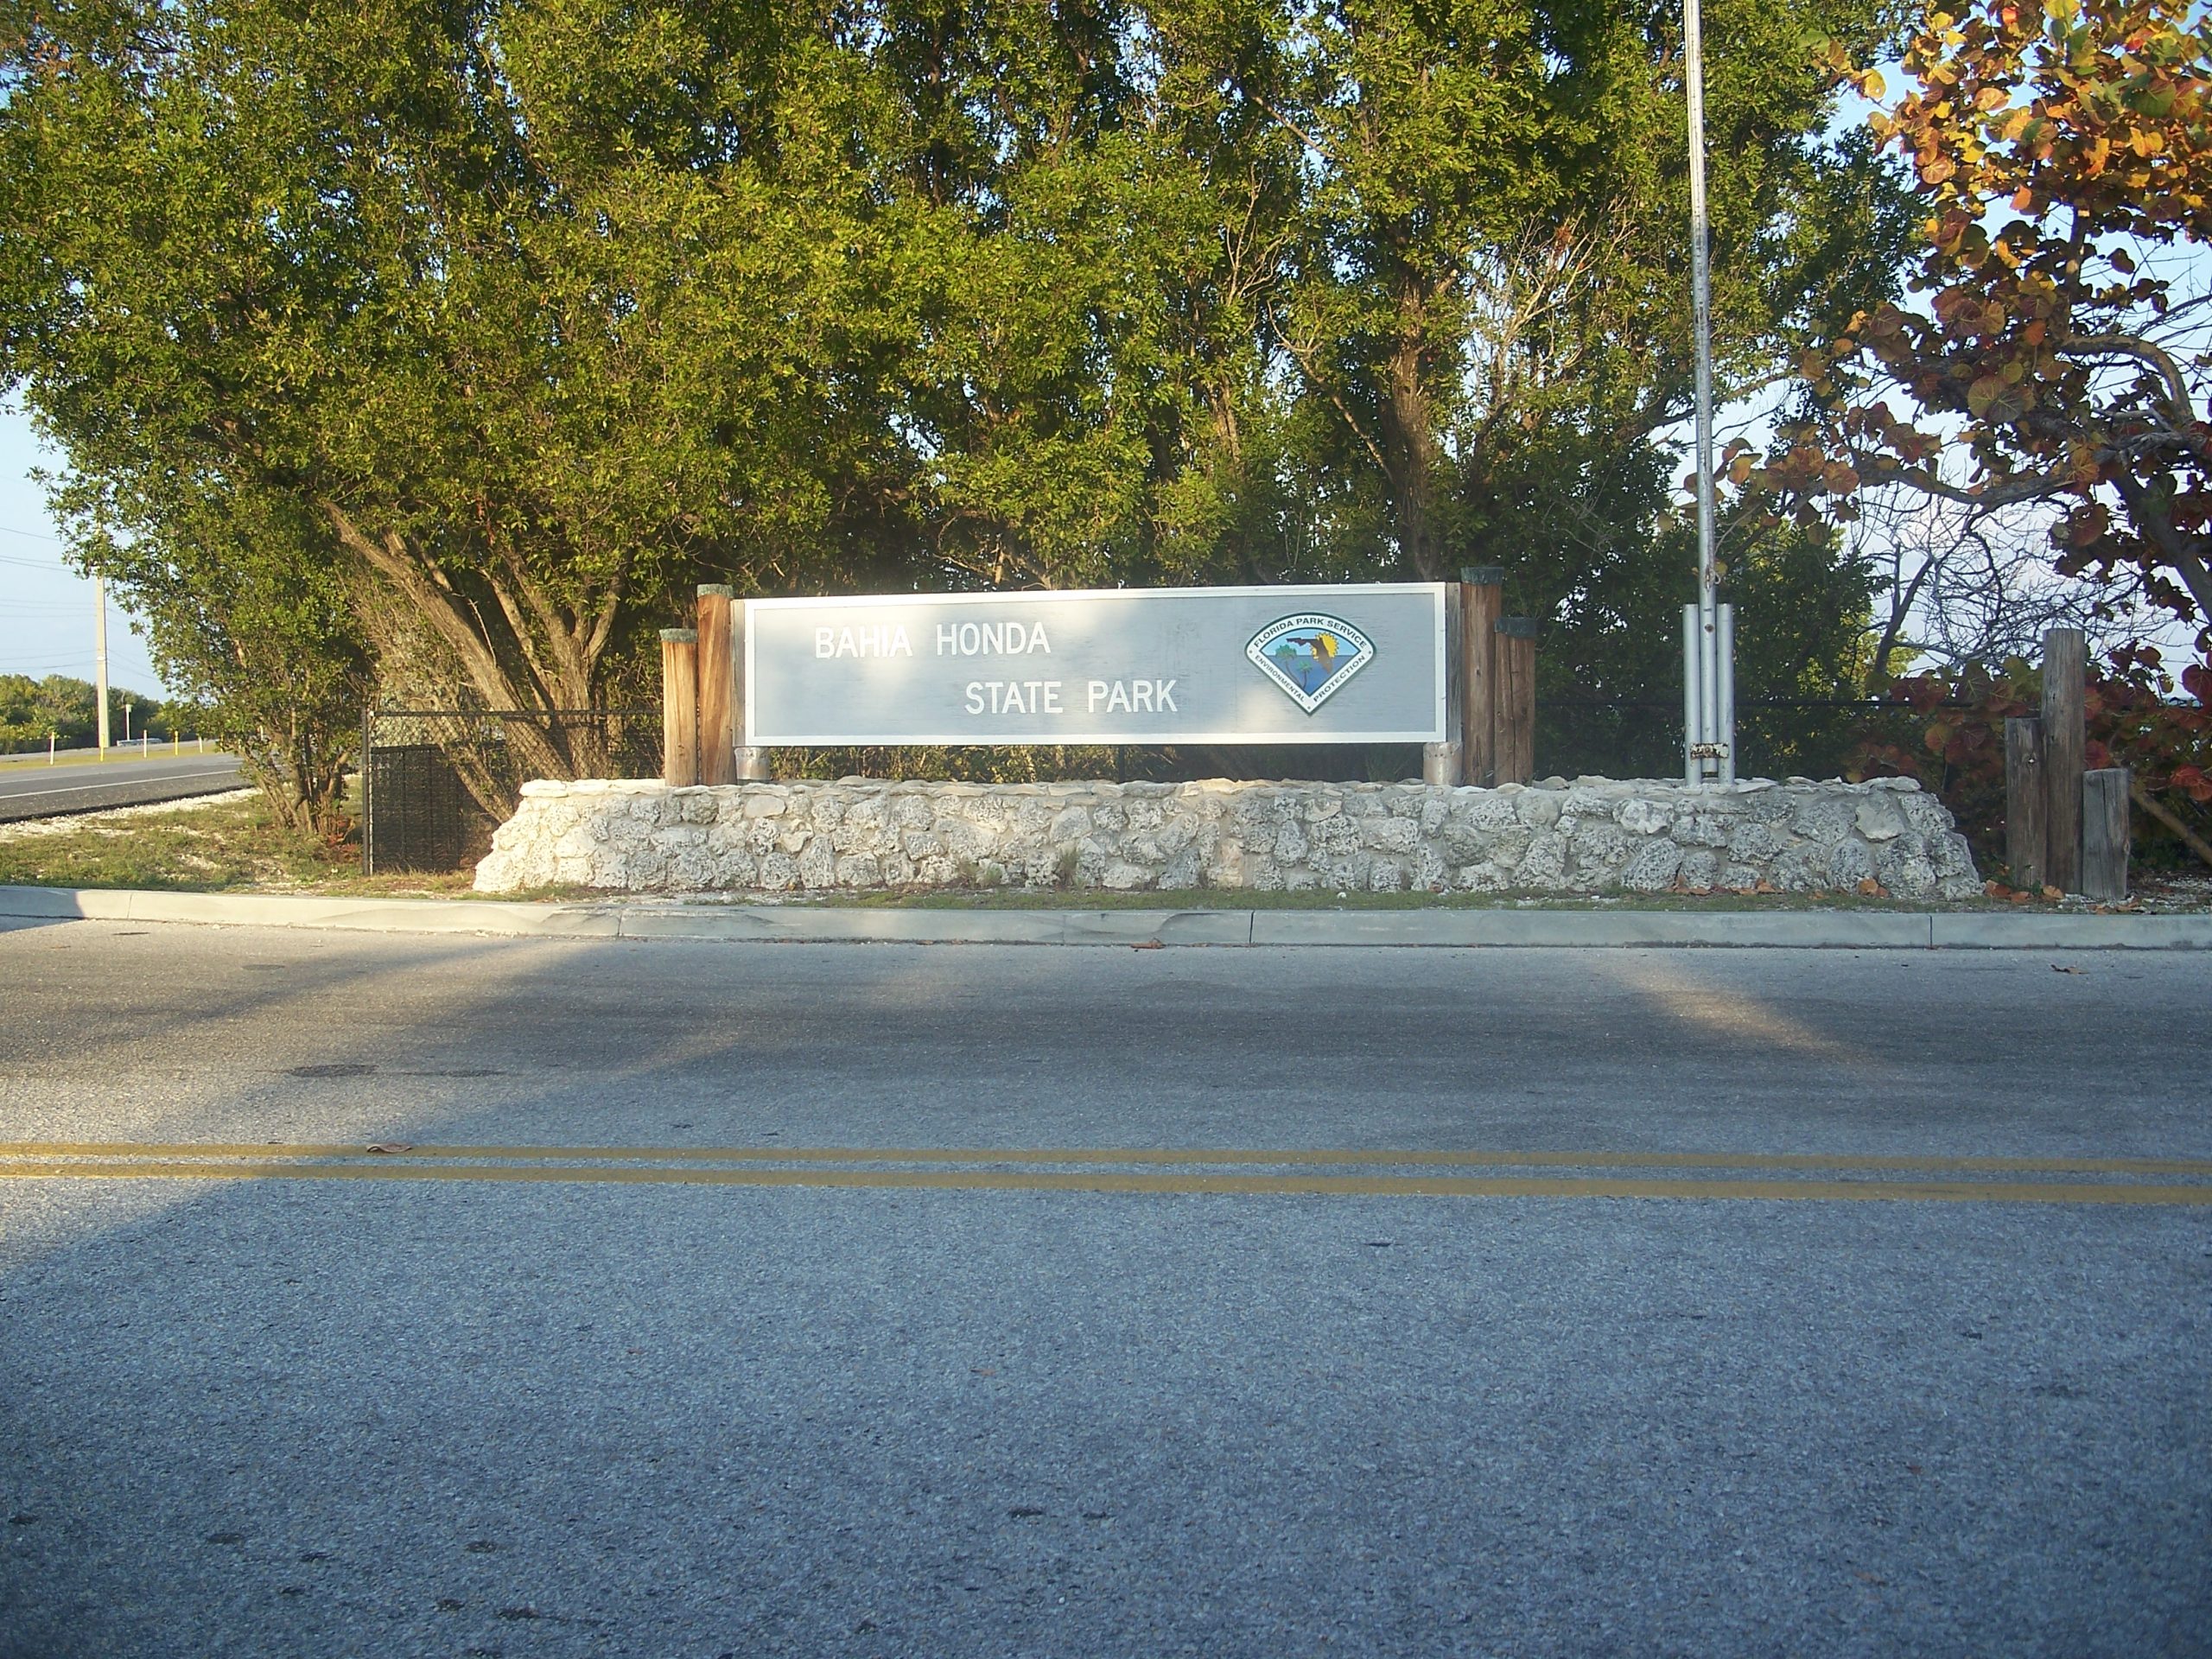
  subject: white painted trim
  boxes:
[743,582,1443,610]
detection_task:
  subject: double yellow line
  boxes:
[4,1142,2211,1204]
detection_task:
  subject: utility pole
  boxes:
[95,573,110,760]
[1681,0,1735,785]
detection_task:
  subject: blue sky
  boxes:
[0,401,170,696]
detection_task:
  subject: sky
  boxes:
[0,400,171,698]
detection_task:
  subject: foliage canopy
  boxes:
[3,0,1909,797]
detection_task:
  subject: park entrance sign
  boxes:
[743,584,1448,746]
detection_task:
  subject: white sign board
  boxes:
[744,584,1446,746]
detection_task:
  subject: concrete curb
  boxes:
[2,883,2209,949]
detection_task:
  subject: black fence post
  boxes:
[360,705,374,877]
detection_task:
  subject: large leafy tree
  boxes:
[3,0,1917,795]
[1770,0,2212,667]
[1176,0,1910,583]
[0,0,899,766]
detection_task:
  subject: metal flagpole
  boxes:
[1682,0,1734,785]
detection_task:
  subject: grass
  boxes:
[0,791,462,896]
[0,744,218,772]
[0,793,327,891]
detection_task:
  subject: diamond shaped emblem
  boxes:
[1246,613,1376,714]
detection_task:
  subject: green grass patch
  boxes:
[0,793,340,891]
[0,791,490,896]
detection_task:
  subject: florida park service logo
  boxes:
[1245,613,1376,714]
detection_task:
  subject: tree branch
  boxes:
[1270,304,1389,474]
[2061,333,2196,427]
[1849,452,2072,509]
[2132,777,2212,872]
[2108,472,2212,626]
[320,501,527,713]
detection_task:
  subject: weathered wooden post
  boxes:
[1496,617,1537,785]
[2081,767,2131,901]
[1459,567,1503,786]
[660,627,698,786]
[1423,582,1464,785]
[2043,626,2086,892]
[696,585,740,785]
[2004,715,2045,890]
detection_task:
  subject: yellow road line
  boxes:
[2,1157,2209,1204]
[5,1142,2212,1177]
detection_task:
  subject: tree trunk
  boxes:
[1376,285,1446,579]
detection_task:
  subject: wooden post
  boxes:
[1459,567,1503,785]
[660,627,698,787]
[696,585,739,785]
[1495,617,1537,785]
[2004,715,2045,891]
[2081,767,2131,901]
[2043,626,2085,892]
[1423,582,1464,785]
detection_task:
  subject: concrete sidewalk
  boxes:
[2,882,2207,948]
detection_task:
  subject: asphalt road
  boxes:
[1,921,2207,1657]
[0,752,243,821]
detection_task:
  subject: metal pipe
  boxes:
[1681,606,1699,787]
[1684,0,1733,783]
[1716,603,1736,785]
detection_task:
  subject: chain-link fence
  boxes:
[1535,697,1940,784]
[361,709,659,874]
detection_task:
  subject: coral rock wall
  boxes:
[474,776,1982,899]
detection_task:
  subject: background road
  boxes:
[0,751,242,821]
[1,922,2207,1656]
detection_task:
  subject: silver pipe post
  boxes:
[1682,604,1703,786]
[1716,602,1736,784]
[1682,0,1732,785]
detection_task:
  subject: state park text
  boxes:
[808,618,1175,721]
[744,585,1447,747]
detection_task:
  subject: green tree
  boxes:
[0,0,899,764]
[2,0,1917,797]
[0,673,177,753]
[54,480,368,835]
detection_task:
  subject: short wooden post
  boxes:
[2043,626,2085,892]
[2081,767,2131,901]
[1423,582,1464,785]
[696,585,739,785]
[660,627,698,786]
[2004,715,2045,890]
[1459,567,1503,785]
[1495,617,1537,785]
